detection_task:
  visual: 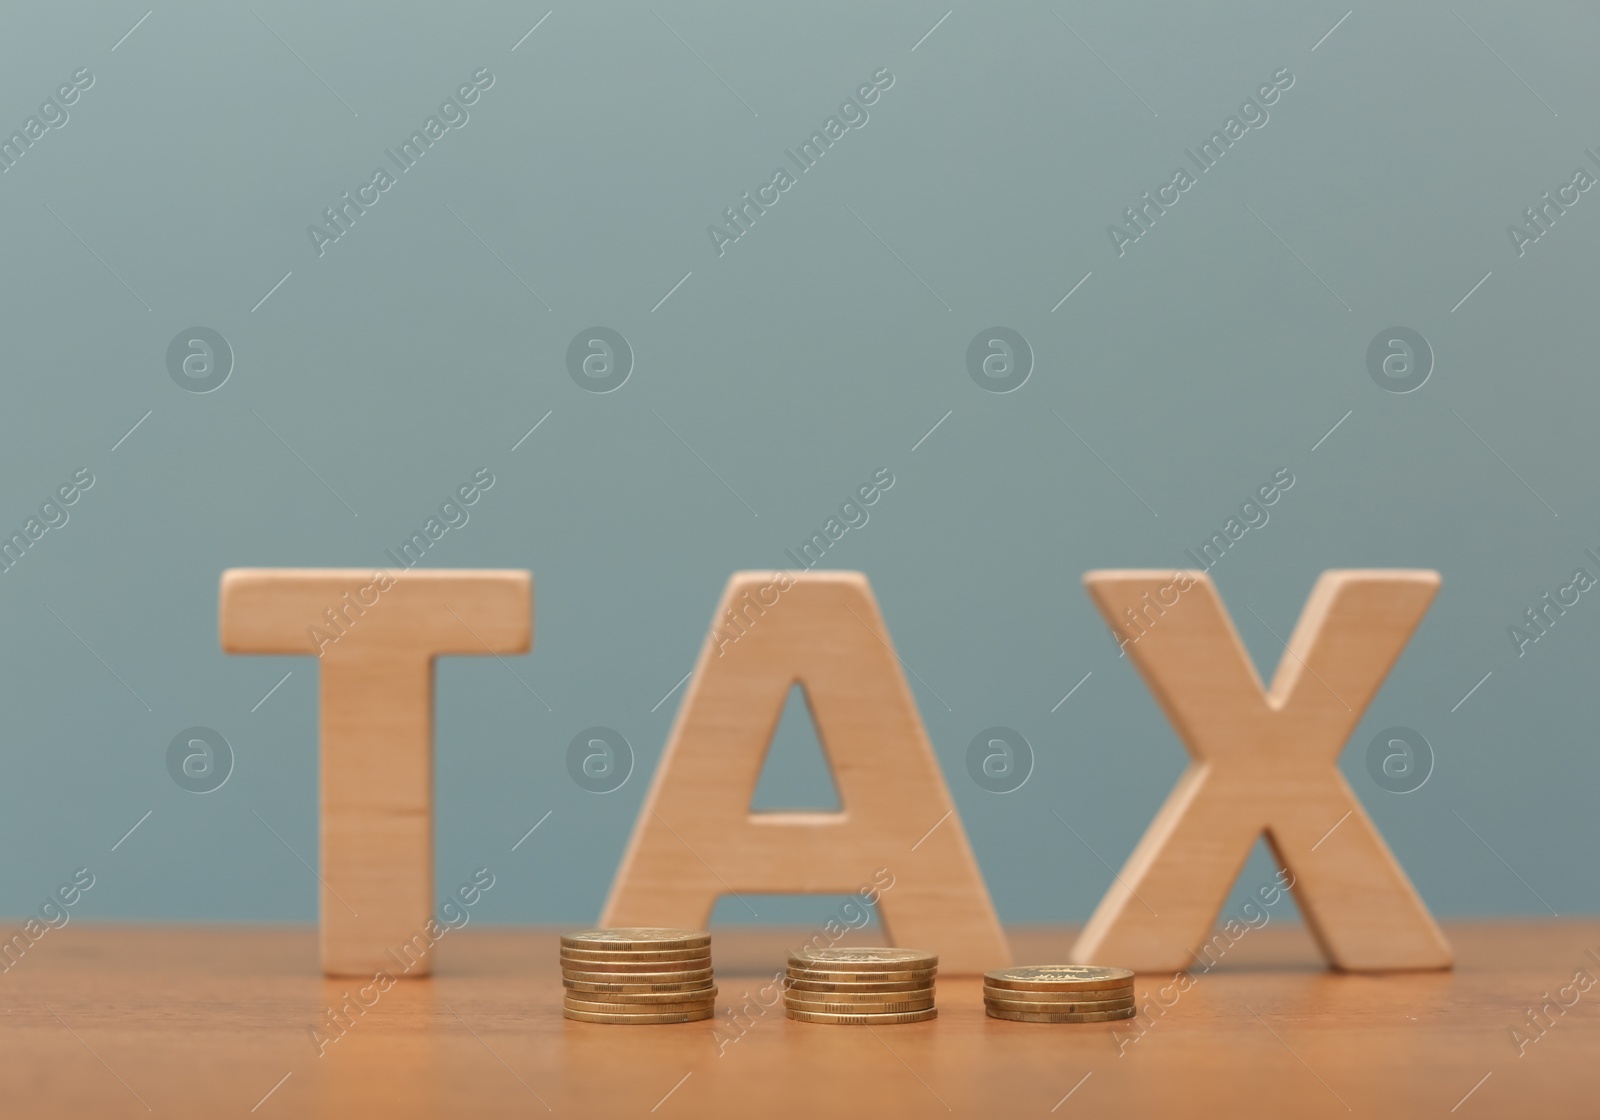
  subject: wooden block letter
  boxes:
[1073,569,1451,972]
[220,568,531,976]
[603,572,1009,974]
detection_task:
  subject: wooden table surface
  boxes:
[2,921,1596,1118]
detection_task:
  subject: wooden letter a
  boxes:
[603,572,1009,974]
[1073,569,1451,972]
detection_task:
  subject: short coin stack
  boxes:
[784,947,938,1024]
[983,965,1136,1022]
[560,928,716,1024]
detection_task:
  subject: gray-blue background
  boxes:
[1,1,1592,929]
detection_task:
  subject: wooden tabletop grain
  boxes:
[1,921,1595,1118]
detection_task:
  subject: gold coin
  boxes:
[560,945,712,963]
[562,967,713,985]
[788,947,937,971]
[784,985,935,1004]
[983,965,1135,992]
[984,1005,1137,1023]
[784,996,936,1015]
[564,996,717,1015]
[786,1007,938,1025]
[982,985,1133,1005]
[563,1007,716,1024]
[984,995,1134,1014]
[787,967,937,985]
[562,984,717,1003]
[559,955,711,973]
[561,928,710,951]
[564,977,716,994]
[785,977,934,994]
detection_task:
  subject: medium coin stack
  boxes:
[784,947,938,1024]
[983,965,1136,1022]
[560,928,716,1024]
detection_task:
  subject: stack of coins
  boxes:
[784,947,938,1024]
[983,965,1136,1022]
[560,928,716,1024]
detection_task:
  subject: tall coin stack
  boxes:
[784,947,938,1024]
[983,965,1136,1022]
[560,928,716,1024]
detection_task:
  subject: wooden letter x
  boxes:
[1073,569,1451,972]
[603,572,1009,973]
[221,568,531,977]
